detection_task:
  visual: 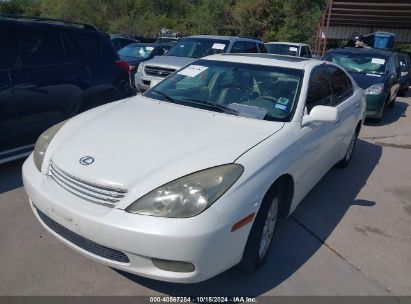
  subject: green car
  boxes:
[324,47,400,122]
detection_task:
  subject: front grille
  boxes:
[36,207,130,263]
[48,162,127,208]
[144,66,176,78]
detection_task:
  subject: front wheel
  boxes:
[237,187,279,272]
[336,130,358,168]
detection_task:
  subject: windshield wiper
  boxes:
[181,98,238,116]
[151,91,238,116]
[151,89,182,104]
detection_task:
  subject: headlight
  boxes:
[365,83,384,95]
[126,164,244,218]
[33,120,67,171]
[137,63,144,73]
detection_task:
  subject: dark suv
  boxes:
[0,16,134,164]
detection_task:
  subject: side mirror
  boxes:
[302,105,338,126]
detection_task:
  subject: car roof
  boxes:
[202,53,322,70]
[327,47,395,57]
[265,42,308,47]
[186,35,261,43]
[0,15,98,32]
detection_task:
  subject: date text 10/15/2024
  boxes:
[149,297,257,303]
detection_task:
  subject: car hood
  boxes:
[349,72,388,90]
[50,96,284,196]
[142,56,196,70]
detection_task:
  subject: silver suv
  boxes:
[134,35,266,91]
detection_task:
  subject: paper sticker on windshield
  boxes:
[289,47,298,52]
[212,43,226,50]
[371,58,385,65]
[277,97,289,105]
[178,65,208,77]
[275,104,287,110]
[145,46,154,51]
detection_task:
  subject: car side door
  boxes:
[0,28,18,154]
[294,65,340,202]
[7,24,83,147]
[327,65,359,161]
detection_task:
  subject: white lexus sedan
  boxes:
[23,54,365,283]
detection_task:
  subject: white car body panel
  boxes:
[23,54,366,283]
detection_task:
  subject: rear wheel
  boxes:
[238,186,280,272]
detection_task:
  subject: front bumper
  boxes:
[134,72,164,92]
[22,155,251,283]
[365,94,386,118]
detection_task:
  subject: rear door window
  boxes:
[301,46,312,58]
[9,27,66,68]
[300,46,307,57]
[327,66,353,104]
[63,32,101,62]
[231,41,259,53]
[306,66,335,112]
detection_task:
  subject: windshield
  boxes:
[266,44,299,56]
[118,45,155,58]
[144,60,303,122]
[166,38,229,58]
[323,53,388,75]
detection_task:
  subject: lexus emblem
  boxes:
[158,70,163,76]
[79,156,94,166]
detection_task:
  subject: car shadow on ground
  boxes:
[0,158,25,194]
[115,139,382,297]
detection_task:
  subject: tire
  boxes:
[237,185,280,272]
[336,130,358,168]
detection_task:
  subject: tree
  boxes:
[0,0,42,16]
[276,0,325,45]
